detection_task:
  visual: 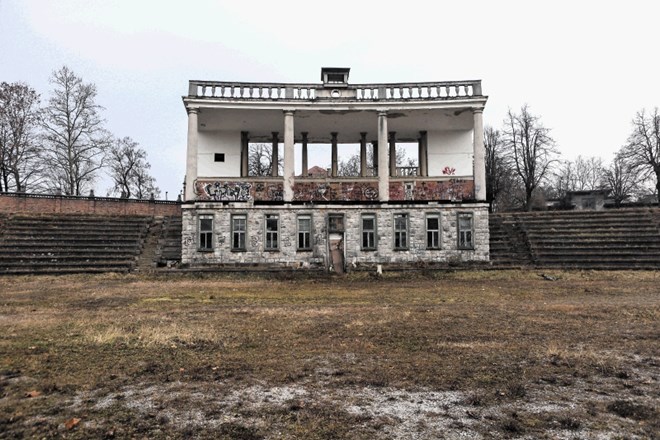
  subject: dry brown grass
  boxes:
[0,270,658,439]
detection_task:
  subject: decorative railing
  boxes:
[395,166,419,177]
[188,80,482,102]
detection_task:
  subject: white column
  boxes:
[359,132,367,177]
[240,131,249,177]
[389,131,396,177]
[184,107,199,202]
[283,111,295,202]
[301,132,309,177]
[271,132,279,177]
[473,108,486,201]
[331,132,338,177]
[377,111,389,202]
[419,130,428,177]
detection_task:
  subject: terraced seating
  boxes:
[490,208,660,269]
[0,214,152,275]
[156,215,182,266]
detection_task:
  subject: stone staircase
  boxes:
[155,215,182,267]
[490,208,660,269]
[0,214,152,275]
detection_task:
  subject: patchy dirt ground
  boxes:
[0,270,658,439]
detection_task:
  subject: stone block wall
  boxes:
[182,202,489,268]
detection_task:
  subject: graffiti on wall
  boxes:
[389,180,474,201]
[194,178,474,202]
[293,181,379,202]
[253,182,284,201]
[195,181,252,201]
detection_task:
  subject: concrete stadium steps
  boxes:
[156,215,182,266]
[0,214,152,274]
[490,208,660,269]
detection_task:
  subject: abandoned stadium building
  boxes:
[181,68,489,271]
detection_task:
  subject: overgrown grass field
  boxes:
[0,270,658,439]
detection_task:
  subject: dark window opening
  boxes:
[426,214,440,249]
[328,214,344,233]
[232,215,246,251]
[297,215,312,250]
[214,153,225,162]
[458,213,474,250]
[199,216,213,251]
[265,214,279,250]
[327,73,345,83]
[394,213,408,250]
[361,214,376,250]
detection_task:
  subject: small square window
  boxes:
[214,153,225,162]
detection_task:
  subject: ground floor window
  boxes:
[426,213,440,249]
[265,214,279,250]
[231,214,247,251]
[393,213,408,250]
[361,213,377,250]
[198,215,214,251]
[297,215,312,251]
[458,212,474,250]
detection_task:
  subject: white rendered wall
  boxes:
[198,130,241,177]
[427,130,473,177]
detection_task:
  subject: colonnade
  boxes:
[185,108,486,203]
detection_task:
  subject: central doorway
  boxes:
[327,213,345,274]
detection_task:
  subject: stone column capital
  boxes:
[283,110,295,116]
[186,107,199,115]
[472,108,484,115]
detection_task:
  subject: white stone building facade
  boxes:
[182,68,489,271]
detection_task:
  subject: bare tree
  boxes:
[574,156,605,191]
[551,156,605,199]
[0,82,43,192]
[618,108,660,201]
[248,143,282,176]
[41,66,110,195]
[503,105,559,210]
[106,137,160,199]
[602,153,644,207]
[484,126,513,210]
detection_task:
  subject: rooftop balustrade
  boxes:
[187,80,483,102]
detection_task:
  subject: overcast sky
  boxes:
[1,0,659,199]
